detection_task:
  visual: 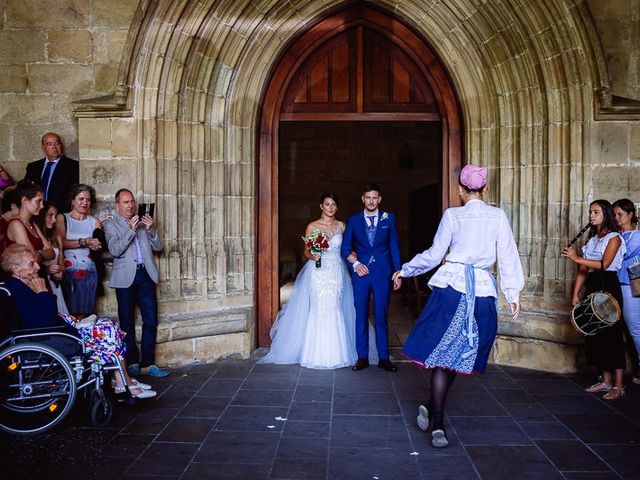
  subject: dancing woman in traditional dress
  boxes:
[392,165,524,448]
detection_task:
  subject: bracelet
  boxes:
[78,238,83,247]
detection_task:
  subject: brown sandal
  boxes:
[603,386,625,400]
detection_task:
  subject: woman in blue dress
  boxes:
[392,165,524,448]
[613,198,640,385]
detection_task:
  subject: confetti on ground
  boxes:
[266,425,276,429]
[410,452,419,456]
[274,417,287,421]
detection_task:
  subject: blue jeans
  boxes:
[115,267,158,368]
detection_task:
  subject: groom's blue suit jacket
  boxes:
[341,211,401,359]
[341,212,401,277]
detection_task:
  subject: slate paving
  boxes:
[1,355,640,479]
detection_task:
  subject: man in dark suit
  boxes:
[24,133,79,213]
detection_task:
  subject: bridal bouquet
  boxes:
[303,229,330,268]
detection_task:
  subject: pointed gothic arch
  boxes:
[257,5,462,346]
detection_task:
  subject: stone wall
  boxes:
[588,0,640,101]
[0,0,137,176]
[1,0,639,372]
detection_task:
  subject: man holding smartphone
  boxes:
[104,189,168,378]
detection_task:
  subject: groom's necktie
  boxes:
[366,215,376,246]
[41,161,54,200]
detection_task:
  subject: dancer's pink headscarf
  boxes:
[459,164,487,190]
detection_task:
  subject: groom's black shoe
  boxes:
[352,358,369,371]
[378,359,398,372]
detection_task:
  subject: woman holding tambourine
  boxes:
[562,199,627,400]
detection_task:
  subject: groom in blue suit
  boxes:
[341,184,401,372]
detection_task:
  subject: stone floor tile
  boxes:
[589,444,640,478]
[466,445,563,480]
[276,436,329,458]
[297,368,335,386]
[123,407,180,434]
[333,391,401,415]
[516,420,576,440]
[329,446,421,480]
[330,414,410,448]
[215,405,288,432]
[417,454,480,478]
[198,378,243,397]
[445,390,508,416]
[489,387,535,405]
[503,402,556,422]
[270,457,327,479]
[231,388,294,407]
[562,473,621,479]
[450,416,532,446]
[282,420,331,438]
[156,416,216,442]
[125,442,199,476]
[293,384,333,403]
[194,430,279,464]
[182,463,271,480]
[533,393,613,414]
[556,413,640,444]
[536,439,610,471]
[288,401,332,422]
[179,396,230,418]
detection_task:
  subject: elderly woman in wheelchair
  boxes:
[0,244,156,434]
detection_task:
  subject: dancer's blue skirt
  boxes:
[402,286,497,374]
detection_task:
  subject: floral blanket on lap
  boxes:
[59,313,126,365]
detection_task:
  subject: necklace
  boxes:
[20,218,34,231]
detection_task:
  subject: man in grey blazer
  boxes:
[104,188,168,377]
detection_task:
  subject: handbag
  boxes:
[628,256,640,297]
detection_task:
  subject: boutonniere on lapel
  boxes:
[380,212,389,222]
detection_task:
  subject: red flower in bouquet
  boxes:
[302,229,330,268]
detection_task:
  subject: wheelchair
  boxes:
[0,283,124,435]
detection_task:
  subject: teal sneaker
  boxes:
[142,365,170,377]
[128,363,140,376]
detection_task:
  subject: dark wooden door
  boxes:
[258,5,462,346]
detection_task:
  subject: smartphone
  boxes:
[137,203,155,218]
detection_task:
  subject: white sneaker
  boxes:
[417,405,429,431]
[111,377,152,390]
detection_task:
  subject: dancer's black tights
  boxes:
[428,367,457,430]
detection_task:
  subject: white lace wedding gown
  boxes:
[260,230,359,369]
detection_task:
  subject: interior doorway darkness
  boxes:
[257,5,462,346]
[278,121,442,287]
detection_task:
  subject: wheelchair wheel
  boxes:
[90,390,112,427]
[0,342,76,435]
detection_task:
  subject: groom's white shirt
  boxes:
[363,210,379,227]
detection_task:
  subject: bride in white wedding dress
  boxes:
[260,193,367,369]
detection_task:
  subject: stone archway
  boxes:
[256,5,462,346]
[74,0,613,371]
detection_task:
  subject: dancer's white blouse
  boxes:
[399,199,524,303]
